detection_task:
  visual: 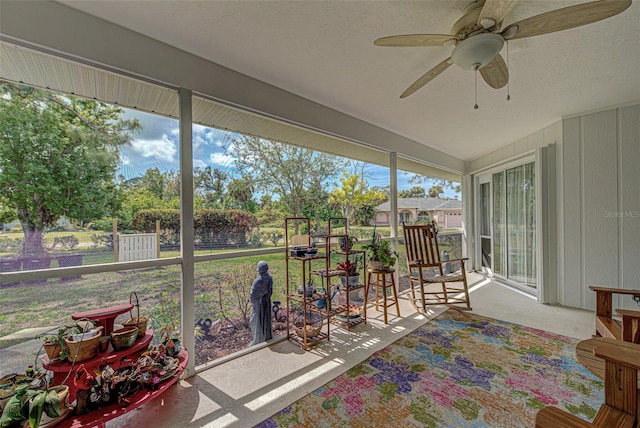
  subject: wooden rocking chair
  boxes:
[402,224,471,312]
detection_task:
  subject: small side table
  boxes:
[364,267,400,324]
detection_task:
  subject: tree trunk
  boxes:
[18,214,46,256]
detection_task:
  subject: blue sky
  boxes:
[120,108,459,198]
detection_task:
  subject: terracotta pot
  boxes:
[369,260,384,270]
[43,342,63,360]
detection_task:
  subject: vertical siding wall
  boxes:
[560,104,640,310]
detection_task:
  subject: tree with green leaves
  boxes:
[329,173,386,226]
[408,174,462,198]
[231,136,344,231]
[0,82,140,255]
[428,184,444,198]
[399,185,426,198]
[194,166,227,207]
[226,176,255,211]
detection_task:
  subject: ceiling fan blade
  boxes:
[502,0,632,40]
[400,58,453,98]
[480,54,509,89]
[374,34,455,47]
[478,0,519,28]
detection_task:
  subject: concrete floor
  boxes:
[105,273,595,428]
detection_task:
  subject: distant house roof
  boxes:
[375,197,462,211]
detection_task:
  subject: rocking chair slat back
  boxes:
[404,224,440,267]
[402,222,472,312]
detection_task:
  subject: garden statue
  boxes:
[250,261,273,345]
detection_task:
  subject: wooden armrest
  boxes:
[616,309,640,318]
[592,404,636,428]
[535,407,591,427]
[444,257,469,263]
[593,342,640,370]
[589,286,640,296]
[595,316,622,340]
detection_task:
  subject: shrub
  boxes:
[130,209,258,249]
[87,217,116,231]
[90,233,113,250]
[0,236,23,253]
[54,235,79,250]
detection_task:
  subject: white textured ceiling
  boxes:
[58,0,640,161]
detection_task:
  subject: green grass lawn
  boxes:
[0,227,462,350]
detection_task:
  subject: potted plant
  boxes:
[0,384,70,428]
[363,227,398,270]
[38,327,71,362]
[339,236,358,251]
[297,277,316,297]
[336,255,363,288]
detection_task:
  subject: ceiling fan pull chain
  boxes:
[474,68,479,110]
[506,41,511,101]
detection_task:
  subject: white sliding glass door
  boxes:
[477,161,537,291]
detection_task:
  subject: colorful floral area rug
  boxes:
[257,310,604,427]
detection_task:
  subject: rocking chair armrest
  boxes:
[445,257,468,263]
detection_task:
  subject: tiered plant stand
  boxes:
[41,304,188,427]
[285,217,331,350]
[327,218,366,331]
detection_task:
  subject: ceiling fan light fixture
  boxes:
[451,33,504,70]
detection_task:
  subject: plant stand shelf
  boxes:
[43,330,154,403]
[327,218,367,331]
[285,217,331,350]
[71,304,134,337]
[330,302,366,329]
[56,349,188,428]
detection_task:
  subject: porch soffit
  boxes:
[1,41,461,182]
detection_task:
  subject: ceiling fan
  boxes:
[375,0,632,99]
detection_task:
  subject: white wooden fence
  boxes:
[118,233,157,262]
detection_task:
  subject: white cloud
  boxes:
[130,136,177,163]
[193,159,208,169]
[209,152,234,168]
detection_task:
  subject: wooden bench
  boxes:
[536,338,640,428]
[590,286,640,344]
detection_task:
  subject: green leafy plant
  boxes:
[0,384,68,428]
[362,227,398,267]
[149,292,181,343]
[37,326,74,361]
[336,254,363,275]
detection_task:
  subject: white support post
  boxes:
[179,88,195,378]
[390,152,398,283]
[462,174,474,270]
